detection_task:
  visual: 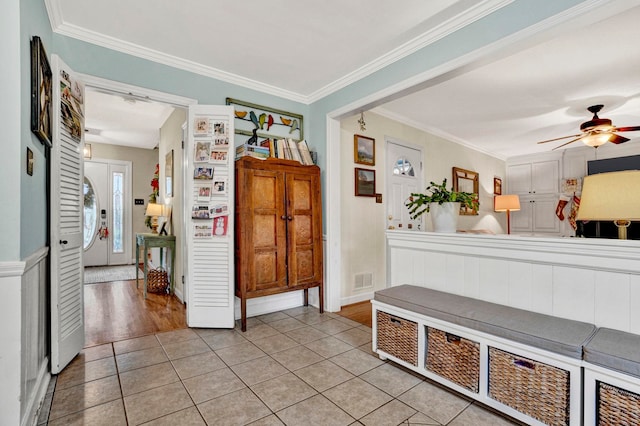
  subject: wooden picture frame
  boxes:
[226,97,303,144]
[355,167,376,197]
[31,36,52,147]
[452,166,479,215]
[165,149,173,198]
[354,134,375,166]
[494,177,502,195]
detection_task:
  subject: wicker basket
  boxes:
[426,327,480,393]
[147,267,169,294]
[376,311,418,366]
[488,347,570,426]
[597,381,640,425]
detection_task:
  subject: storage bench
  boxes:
[583,328,640,425]
[372,285,597,426]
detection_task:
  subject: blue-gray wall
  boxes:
[6,0,588,261]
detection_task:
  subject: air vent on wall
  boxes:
[354,273,373,290]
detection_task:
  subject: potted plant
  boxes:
[406,179,479,232]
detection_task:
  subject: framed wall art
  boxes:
[226,98,303,144]
[26,147,34,176]
[30,36,52,147]
[494,177,502,195]
[355,168,376,197]
[354,134,375,166]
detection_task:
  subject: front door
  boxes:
[386,138,423,231]
[84,159,132,266]
[50,55,85,373]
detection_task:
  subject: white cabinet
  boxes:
[507,160,559,195]
[511,195,560,234]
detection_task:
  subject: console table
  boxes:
[135,233,176,298]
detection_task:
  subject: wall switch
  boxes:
[135,199,145,205]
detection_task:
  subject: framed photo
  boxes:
[194,166,213,180]
[197,184,212,201]
[194,117,210,135]
[165,150,173,198]
[210,149,228,163]
[355,168,376,197]
[27,147,34,176]
[494,177,502,195]
[354,134,375,166]
[31,36,52,147]
[212,178,227,195]
[195,141,211,162]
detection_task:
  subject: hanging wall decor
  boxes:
[31,36,53,147]
[354,134,375,166]
[226,98,303,144]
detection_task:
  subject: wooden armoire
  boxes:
[235,156,324,331]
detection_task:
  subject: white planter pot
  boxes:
[429,202,461,233]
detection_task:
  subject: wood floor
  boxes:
[336,300,372,327]
[84,279,187,347]
[84,278,372,348]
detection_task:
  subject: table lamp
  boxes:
[576,170,640,239]
[494,194,521,235]
[145,203,164,234]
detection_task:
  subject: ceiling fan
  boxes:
[537,104,640,150]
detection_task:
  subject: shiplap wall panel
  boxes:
[594,271,630,330]
[386,231,640,333]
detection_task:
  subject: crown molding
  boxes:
[306,0,514,103]
[373,107,507,161]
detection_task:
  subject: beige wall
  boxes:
[158,108,186,297]
[89,142,159,257]
[339,111,506,304]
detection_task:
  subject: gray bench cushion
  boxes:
[374,285,596,359]
[584,328,640,378]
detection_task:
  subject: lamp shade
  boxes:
[576,171,640,221]
[145,203,164,217]
[494,194,521,212]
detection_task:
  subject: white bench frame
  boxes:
[371,300,583,426]
[583,362,640,425]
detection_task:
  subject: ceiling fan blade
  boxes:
[536,134,583,144]
[608,133,630,144]
[613,125,640,132]
[551,136,583,151]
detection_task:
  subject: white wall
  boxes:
[158,108,186,298]
[339,111,506,305]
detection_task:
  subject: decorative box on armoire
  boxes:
[235,156,324,331]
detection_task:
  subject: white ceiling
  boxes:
[48,0,640,158]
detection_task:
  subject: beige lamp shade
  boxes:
[576,171,640,221]
[494,194,521,212]
[145,203,164,217]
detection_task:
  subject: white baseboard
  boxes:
[340,291,374,307]
[22,361,49,426]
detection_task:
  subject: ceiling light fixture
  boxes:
[581,132,612,148]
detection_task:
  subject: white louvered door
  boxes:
[50,55,85,373]
[186,105,235,328]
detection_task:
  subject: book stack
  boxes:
[235,144,270,160]
[275,138,315,165]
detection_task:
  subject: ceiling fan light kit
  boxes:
[537,104,640,150]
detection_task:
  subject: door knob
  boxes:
[60,240,68,245]
[287,216,293,221]
[281,215,287,220]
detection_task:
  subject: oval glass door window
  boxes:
[83,177,98,249]
[393,156,415,176]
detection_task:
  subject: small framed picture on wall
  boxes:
[355,168,376,197]
[354,134,375,166]
[494,177,502,195]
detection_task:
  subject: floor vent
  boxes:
[354,273,373,290]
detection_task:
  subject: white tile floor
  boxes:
[40,306,522,425]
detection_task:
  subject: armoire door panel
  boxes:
[252,172,281,210]
[253,215,278,247]
[253,251,285,290]
[291,178,312,210]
